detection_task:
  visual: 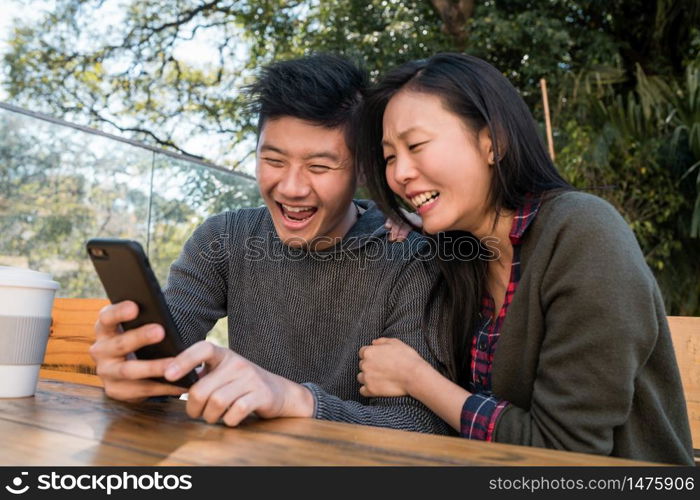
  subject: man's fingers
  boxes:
[357,371,365,385]
[184,357,242,419]
[96,301,139,333]
[184,352,250,420]
[222,392,258,427]
[165,341,224,382]
[371,337,391,346]
[90,324,164,359]
[385,216,414,242]
[104,379,186,402]
[95,301,139,339]
[97,357,173,381]
[185,379,215,420]
[112,324,164,356]
[201,383,250,424]
[386,221,404,242]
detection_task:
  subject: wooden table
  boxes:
[0,379,661,466]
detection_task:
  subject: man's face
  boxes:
[256,116,358,249]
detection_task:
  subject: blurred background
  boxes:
[0,0,699,317]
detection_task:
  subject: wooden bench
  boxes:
[41,298,107,387]
[667,316,700,463]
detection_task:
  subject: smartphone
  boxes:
[86,238,198,388]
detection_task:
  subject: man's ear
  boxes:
[355,162,367,186]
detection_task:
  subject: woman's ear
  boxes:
[479,127,495,165]
[480,125,506,164]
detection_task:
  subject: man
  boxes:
[89,54,448,434]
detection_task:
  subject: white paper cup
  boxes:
[0,266,59,398]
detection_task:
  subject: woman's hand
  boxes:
[385,210,423,242]
[357,338,427,397]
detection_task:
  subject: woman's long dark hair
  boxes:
[357,53,572,386]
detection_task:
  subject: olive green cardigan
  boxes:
[490,191,694,465]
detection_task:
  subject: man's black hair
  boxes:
[247,53,368,147]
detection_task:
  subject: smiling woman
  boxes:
[357,53,695,465]
[382,91,495,235]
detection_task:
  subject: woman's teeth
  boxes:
[410,191,439,208]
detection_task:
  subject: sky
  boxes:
[0,0,49,100]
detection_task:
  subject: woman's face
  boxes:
[382,89,494,235]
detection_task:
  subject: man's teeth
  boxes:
[282,204,315,213]
[410,191,439,208]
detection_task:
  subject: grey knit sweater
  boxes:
[163,200,450,434]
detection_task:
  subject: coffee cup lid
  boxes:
[0,266,59,290]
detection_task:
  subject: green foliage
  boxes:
[2,0,700,313]
[469,1,620,104]
[555,61,700,314]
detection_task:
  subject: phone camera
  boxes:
[89,248,108,259]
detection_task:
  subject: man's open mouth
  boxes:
[278,203,318,222]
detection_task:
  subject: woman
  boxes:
[357,53,693,465]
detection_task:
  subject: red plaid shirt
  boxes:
[460,197,541,440]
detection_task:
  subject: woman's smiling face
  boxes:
[382,90,494,235]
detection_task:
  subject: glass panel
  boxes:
[0,104,261,314]
[149,154,261,346]
[0,107,152,297]
[148,153,261,284]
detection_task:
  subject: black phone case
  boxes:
[86,238,198,388]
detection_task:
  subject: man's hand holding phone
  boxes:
[90,300,188,402]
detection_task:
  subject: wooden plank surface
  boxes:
[41,298,108,387]
[0,380,662,466]
[667,316,700,454]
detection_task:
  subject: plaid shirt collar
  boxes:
[508,195,542,245]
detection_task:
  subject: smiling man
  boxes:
[257,116,357,251]
[89,54,449,434]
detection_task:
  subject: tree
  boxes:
[3,0,700,312]
[7,1,697,159]
[3,0,450,167]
